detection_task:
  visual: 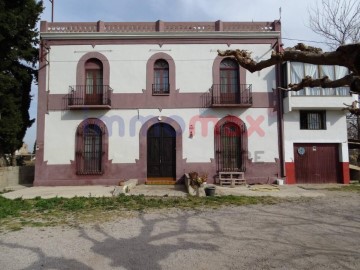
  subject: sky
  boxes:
[24,0,328,149]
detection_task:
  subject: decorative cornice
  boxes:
[41,31,281,40]
[40,20,281,41]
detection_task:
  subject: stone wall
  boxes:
[0,166,34,190]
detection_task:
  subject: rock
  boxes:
[112,179,139,196]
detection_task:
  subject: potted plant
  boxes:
[188,172,208,196]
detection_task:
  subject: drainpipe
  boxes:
[274,21,285,178]
[276,59,285,177]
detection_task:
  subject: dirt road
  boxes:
[1,192,359,270]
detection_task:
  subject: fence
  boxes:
[0,166,34,190]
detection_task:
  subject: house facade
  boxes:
[35,20,351,186]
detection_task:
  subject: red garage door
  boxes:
[294,143,341,183]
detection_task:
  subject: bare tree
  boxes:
[308,0,360,165]
[309,0,360,49]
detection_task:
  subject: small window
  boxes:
[153,59,169,95]
[300,111,326,130]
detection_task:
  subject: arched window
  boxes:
[73,52,110,107]
[215,116,247,172]
[146,53,175,95]
[219,58,240,103]
[85,58,104,105]
[153,59,169,94]
[75,119,107,175]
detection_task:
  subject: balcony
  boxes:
[207,84,252,107]
[68,85,112,110]
[283,87,353,113]
[152,83,170,95]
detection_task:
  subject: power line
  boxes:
[282,37,332,45]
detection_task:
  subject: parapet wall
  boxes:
[0,166,34,190]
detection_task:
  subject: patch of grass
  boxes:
[0,194,286,231]
[34,197,65,211]
[0,196,32,219]
[326,183,360,192]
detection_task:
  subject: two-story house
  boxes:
[34,20,351,186]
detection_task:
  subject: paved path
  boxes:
[2,185,117,199]
[0,193,359,269]
[2,184,332,199]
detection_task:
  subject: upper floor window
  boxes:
[211,56,251,106]
[300,111,326,130]
[153,59,169,95]
[217,58,241,104]
[290,62,349,96]
[71,52,111,108]
[146,53,175,96]
[85,58,104,105]
[220,58,239,92]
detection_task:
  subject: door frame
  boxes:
[138,117,183,183]
[220,58,240,104]
[85,69,103,105]
[147,123,176,180]
[294,143,341,183]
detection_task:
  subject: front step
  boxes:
[146,180,177,185]
[146,177,176,185]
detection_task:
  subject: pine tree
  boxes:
[0,0,43,162]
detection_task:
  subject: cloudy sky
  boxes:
[24,0,327,148]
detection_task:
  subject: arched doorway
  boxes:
[147,123,176,180]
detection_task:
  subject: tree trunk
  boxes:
[12,151,16,166]
[357,116,360,140]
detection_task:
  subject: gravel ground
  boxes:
[0,192,359,270]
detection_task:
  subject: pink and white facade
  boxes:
[34,20,350,186]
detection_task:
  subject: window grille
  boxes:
[300,111,326,130]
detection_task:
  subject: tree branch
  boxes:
[344,100,360,116]
[218,42,360,93]
[287,74,356,91]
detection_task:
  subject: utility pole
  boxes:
[49,0,54,22]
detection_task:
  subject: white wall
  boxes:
[44,108,279,164]
[44,42,278,165]
[48,43,275,94]
[283,110,349,162]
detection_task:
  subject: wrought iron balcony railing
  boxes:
[68,85,112,108]
[209,84,252,106]
[152,83,170,95]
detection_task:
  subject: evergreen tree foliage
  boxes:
[0,0,43,157]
